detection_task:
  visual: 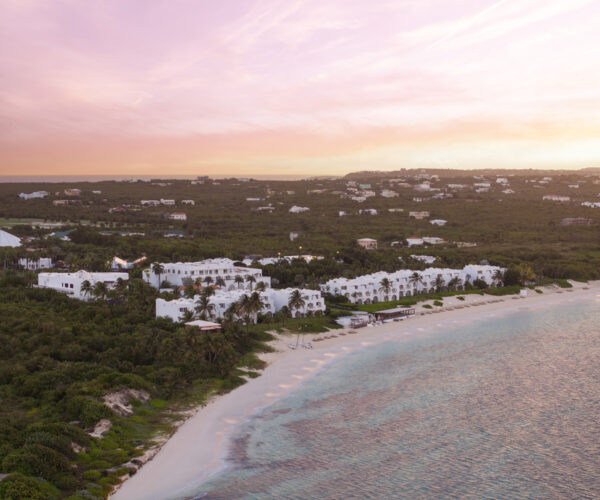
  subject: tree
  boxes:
[114,277,128,300]
[204,276,213,286]
[151,262,165,288]
[493,269,504,287]
[447,276,461,291]
[234,275,244,289]
[195,295,215,320]
[80,280,92,299]
[255,281,267,292]
[215,276,226,288]
[379,278,392,299]
[434,275,445,292]
[92,281,108,301]
[409,272,423,294]
[245,274,256,290]
[288,289,306,318]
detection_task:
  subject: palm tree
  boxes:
[255,281,267,292]
[409,272,423,295]
[204,276,213,286]
[223,302,240,325]
[288,289,306,318]
[92,281,108,301]
[80,280,92,299]
[493,269,504,287]
[247,291,265,319]
[114,277,128,300]
[379,278,392,300]
[201,285,215,298]
[434,275,445,292]
[195,294,215,320]
[215,276,226,288]
[237,294,252,326]
[447,277,461,291]
[234,275,244,290]
[151,262,165,288]
[245,274,256,290]
[181,309,195,323]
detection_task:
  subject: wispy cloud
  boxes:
[1,0,600,174]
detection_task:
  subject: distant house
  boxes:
[92,190,102,194]
[181,199,195,205]
[64,188,81,196]
[359,209,377,215]
[406,237,424,247]
[108,206,126,214]
[560,218,594,226]
[19,258,53,270]
[543,195,570,202]
[37,271,129,301]
[430,219,447,226]
[289,231,301,241]
[52,200,70,206]
[388,208,404,213]
[423,237,445,245]
[169,212,187,221]
[19,191,48,200]
[110,256,147,270]
[289,205,309,213]
[141,200,161,206]
[381,190,398,198]
[409,211,430,219]
[357,238,377,250]
[359,183,371,189]
[502,189,515,194]
[339,211,347,216]
[496,178,509,184]
[161,199,176,206]
[0,229,21,248]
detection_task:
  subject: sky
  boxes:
[2,0,600,176]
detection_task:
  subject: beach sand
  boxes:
[111,281,600,500]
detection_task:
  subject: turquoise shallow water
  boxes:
[195,299,600,499]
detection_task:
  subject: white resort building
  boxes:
[156,288,325,322]
[37,271,129,301]
[18,258,53,270]
[321,265,504,304]
[143,258,270,289]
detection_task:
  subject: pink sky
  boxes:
[2,0,600,176]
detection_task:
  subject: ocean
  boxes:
[192,298,600,499]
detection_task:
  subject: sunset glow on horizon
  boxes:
[2,0,600,176]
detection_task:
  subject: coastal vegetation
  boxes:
[0,169,599,497]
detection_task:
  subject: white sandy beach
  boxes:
[111,281,600,500]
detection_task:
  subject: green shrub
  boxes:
[535,289,543,294]
[456,296,465,301]
[433,300,443,307]
[0,473,60,500]
[422,304,432,309]
[2,444,72,483]
[64,396,112,428]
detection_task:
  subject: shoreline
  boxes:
[111,281,600,500]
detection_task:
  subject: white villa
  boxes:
[181,200,195,205]
[141,200,161,206]
[359,209,378,215]
[168,212,187,221]
[19,191,48,200]
[357,238,378,250]
[321,265,504,304]
[156,288,325,322]
[18,257,53,270]
[289,205,310,213]
[409,211,430,219]
[543,195,570,202]
[37,271,129,301]
[143,258,269,289]
[161,199,176,205]
[430,219,447,226]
